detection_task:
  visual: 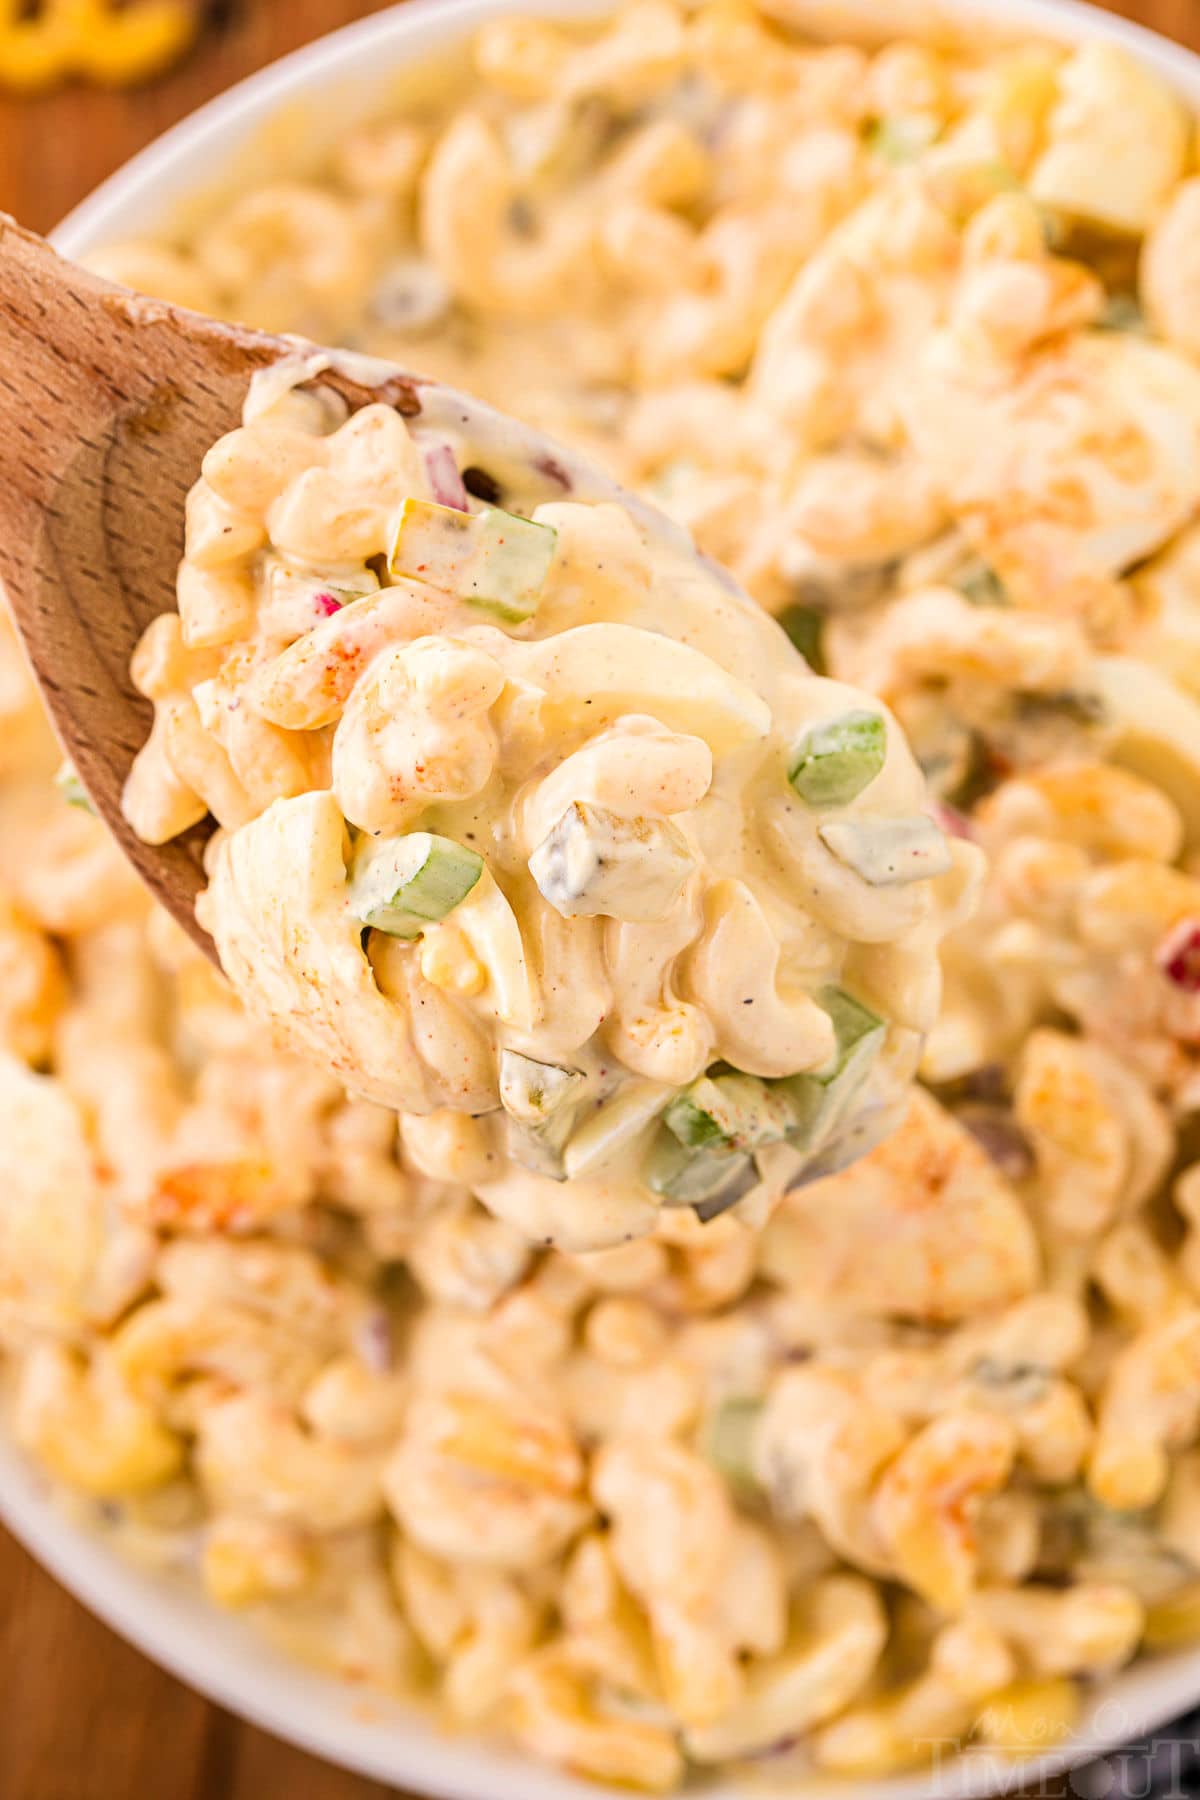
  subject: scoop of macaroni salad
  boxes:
[5,0,1200,1788]
[124,359,979,1251]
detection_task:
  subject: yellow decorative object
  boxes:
[0,0,198,93]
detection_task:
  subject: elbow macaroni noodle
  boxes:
[3,0,1200,1786]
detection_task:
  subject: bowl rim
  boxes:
[15,0,1200,1795]
[50,0,1200,254]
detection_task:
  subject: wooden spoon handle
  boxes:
[0,214,436,950]
[0,216,291,945]
[0,216,427,951]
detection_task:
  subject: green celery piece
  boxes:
[1097,293,1148,335]
[789,710,887,808]
[351,832,483,937]
[388,497,556,623]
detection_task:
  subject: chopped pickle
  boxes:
[776,986,887,1151]
[788,710,887,808]
[500,1051,586,1182]
[786,1101,897,1189]
[505,1113,575,1181]
[776,603,827,673]
[702,1398,763,1497]
[499,1050,585,1124]
[388,497,557,623]
[654,991,887,1202]
[954,560,1009,606]
[644,1129,754,1207]
[528,801,695,923]
[692,1167,762,1223]
[819,815,952,885]
[351,832,483,937]
[664,1072,793,1153]
[564,1081,670,1181]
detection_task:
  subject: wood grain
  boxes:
[0,2,1197,1797]
[0,215,422,958]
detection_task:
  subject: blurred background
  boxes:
[0,1,398,232]
[1,0,1199,1797]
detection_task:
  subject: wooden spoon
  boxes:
[0,214,421,957]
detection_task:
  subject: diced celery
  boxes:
[499,1050,585,1125]
[644,1128,753,1207]
[351,832,483,937]
[777,604,826,673]
[788,710,887,808]
[1014,689,1107,730]
[664,1073,793,1153]
[819,815,952,885]
[529,802,695,923]
[702,1398,763,1496]
[388,497,556,623]
[55,762,95,814]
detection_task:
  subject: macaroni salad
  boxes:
[3,0,1200,1787]
[123,357,977,1250]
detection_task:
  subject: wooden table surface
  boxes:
[0,1,1198,1795]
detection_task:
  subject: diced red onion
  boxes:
[1158,918,1200,993]
[313,591,343,618]
[747,1737,802,1763]
[935,802,975,841]
[354,1309,394,1374]
[423,442,469,512]
[957,1063,1009,1105]
[534,453,571,492]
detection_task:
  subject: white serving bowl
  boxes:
[8,0,1200,1793]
